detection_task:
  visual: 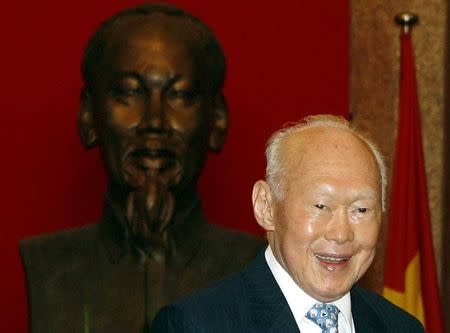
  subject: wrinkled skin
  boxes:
[253,127,382,302]
[79,14,226,250]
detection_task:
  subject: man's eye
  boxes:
[314,204,326,210]
[356,208,368,214]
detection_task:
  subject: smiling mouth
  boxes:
[315,254,351,271]
[315,254,351,262]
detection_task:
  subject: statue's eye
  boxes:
[112,86,143,97]
[166,89,199,102]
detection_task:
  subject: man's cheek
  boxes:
[357,223,380,247]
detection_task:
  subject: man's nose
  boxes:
[137,91,167,131]
[324,208,354,244]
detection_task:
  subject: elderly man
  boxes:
[19,4,264,333]
[151,115,424,332]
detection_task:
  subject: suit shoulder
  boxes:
[152,273,248,332]
[176,271,246,308]
[352,286,424,331]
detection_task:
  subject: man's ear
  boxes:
[78,88,99,148]
[208,93,228,152]
[252,180,275,231]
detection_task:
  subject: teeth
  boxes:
[315,254,350,262]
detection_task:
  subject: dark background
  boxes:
[1,1,349,331]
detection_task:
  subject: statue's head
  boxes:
[78,4,227,199]
[78,4,228,239]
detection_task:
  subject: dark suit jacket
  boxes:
[151,252,424,333]
[20,196,265,333]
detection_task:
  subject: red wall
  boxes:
[1,1,349,331]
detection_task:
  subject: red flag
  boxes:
[382,25,444,332]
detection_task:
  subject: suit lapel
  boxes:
[351,286,386,333]
[241,253,389,333]
[242,252,300,333]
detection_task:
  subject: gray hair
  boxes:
[265,114,387,211]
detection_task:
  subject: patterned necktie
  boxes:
[306,302,340,333]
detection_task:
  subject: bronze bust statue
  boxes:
[20,4,265,333]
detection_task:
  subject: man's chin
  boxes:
[310,287,349,303]
[314,278,355,302]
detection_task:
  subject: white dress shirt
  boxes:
[265,246,356,333]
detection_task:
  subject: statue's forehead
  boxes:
[93,13,212,87]
[103,18,201,73]
[104,14,205,48]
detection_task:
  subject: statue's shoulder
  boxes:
[205,224,266,247]
[20,223,98,251]
[202,224,266,261]
[19,224,99,273]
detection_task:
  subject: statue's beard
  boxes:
[113,135,202,254]
[118,139,185,248]
[124,175,175,252]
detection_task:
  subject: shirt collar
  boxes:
[265,246,353,329]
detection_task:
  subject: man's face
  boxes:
[266,127,382,302]
[89,15,218,195]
